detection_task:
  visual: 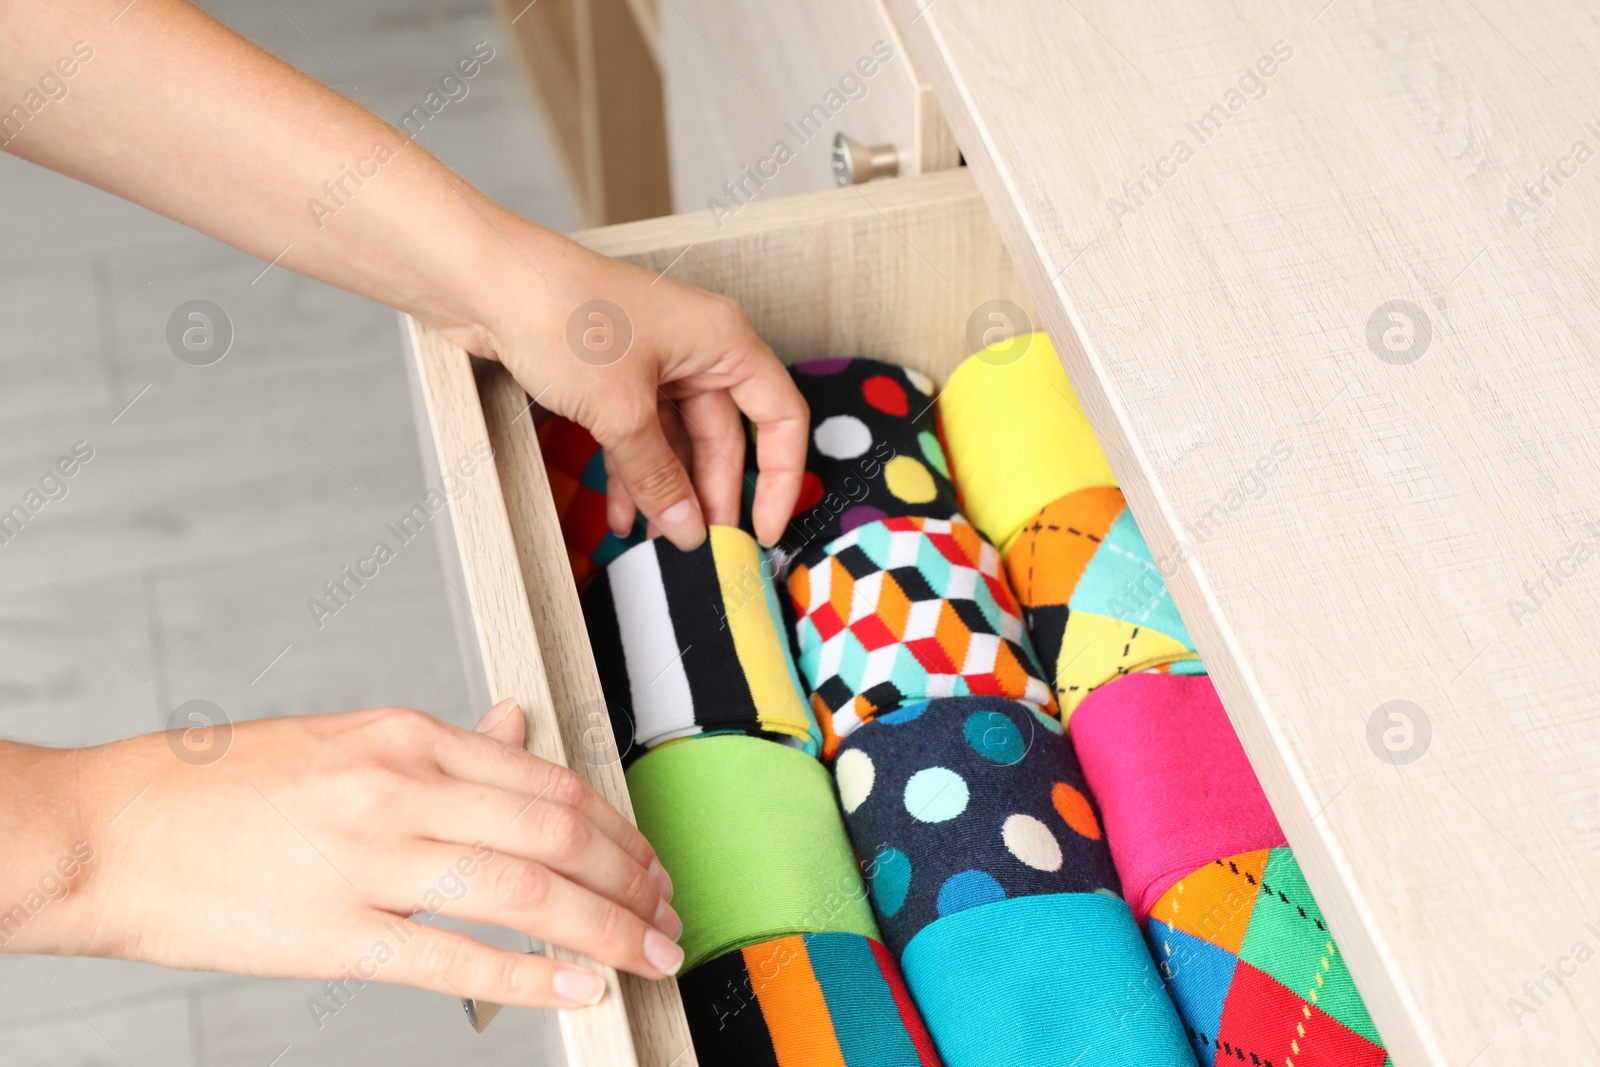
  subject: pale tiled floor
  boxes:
[0,0,578,1062]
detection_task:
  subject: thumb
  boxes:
[602,416,706,551]
[474,698,525,747]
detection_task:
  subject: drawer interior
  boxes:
[413,168,1309,1065]
[571,168,1033,384]
[405,169,1034,1067]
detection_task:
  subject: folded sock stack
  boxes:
[936,335,1389,1065]
[1073,675,1389,1066]
[571,495,938,1058]
[783,357,1195,1066]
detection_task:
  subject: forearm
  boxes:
[3,0,808,550]
[0,0,570,353]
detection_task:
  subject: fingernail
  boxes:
[475,699,518,733]
[657,498,705,551]
[653,898,683,940]
[649,858,673,903]
[553,967,606,1006]
[644,929,684,976]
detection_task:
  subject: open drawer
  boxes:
[402,169,1031,1067]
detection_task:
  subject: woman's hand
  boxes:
[458,239,810,552]
[2,0,809,554]
[2,701,681,1009]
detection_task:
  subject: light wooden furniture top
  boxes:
[893,3,1600,1065]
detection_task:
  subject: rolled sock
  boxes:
[934,332,1116,553]
[625,735,879,970]
[900,893,1198,1067]
[751,357,961,572]
[583,526,820,758]
[678,932,940,1067]
[1147,848,1388,1067]
[1007,488,1202,717]
[788,516,1055,756]
[1068,672,1286,920]
[833,697,1118,955]
[539,415,645,593]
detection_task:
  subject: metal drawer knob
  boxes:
[832,132,900,186]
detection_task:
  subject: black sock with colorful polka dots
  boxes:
[744,358,962,572]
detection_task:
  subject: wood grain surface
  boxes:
[404,316,691,1067]
[890,3,1600,1065]
[658,0,959,212]
[573,168,1032,379]
[477,360,698,1067]
[496,0,672,227]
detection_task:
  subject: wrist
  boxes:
[462,215,603,370]
[0,741,97,955]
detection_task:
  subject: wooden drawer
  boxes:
[414,3,1600,1061]
[403,169,1029,1067]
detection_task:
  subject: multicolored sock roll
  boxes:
[749,358,961,571]
[833,697,1118,955]
[901,893,1198,1066]
[934,333,1117,553]
[1067,672,1286,920]
[626,735,880,971]
[1147,849,1388,1066]
[787,516,1056,756]
[539,415,646,593]
[1071,674,1388,1063]
[678,932,941,1067]
[1007,488,1203,717]
[583,526,820,757]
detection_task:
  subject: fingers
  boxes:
[673,389,748,528]
[473,698,524,747]
[372,917,612,1008]
[411,779,671,930]
[599,405,706,551]
[430,719,663,882]
[394,846,684,980]
[602,450,636,538]
[722,343,808,547]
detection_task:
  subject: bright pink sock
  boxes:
[1069,672,1287,920]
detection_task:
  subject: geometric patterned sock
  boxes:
[788,515,1056,755]
[1006,488,1202,717]
[1146,848,1388,1067]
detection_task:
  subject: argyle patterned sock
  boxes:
[1007,488,1203,717]
[1147,849,1388,1067]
